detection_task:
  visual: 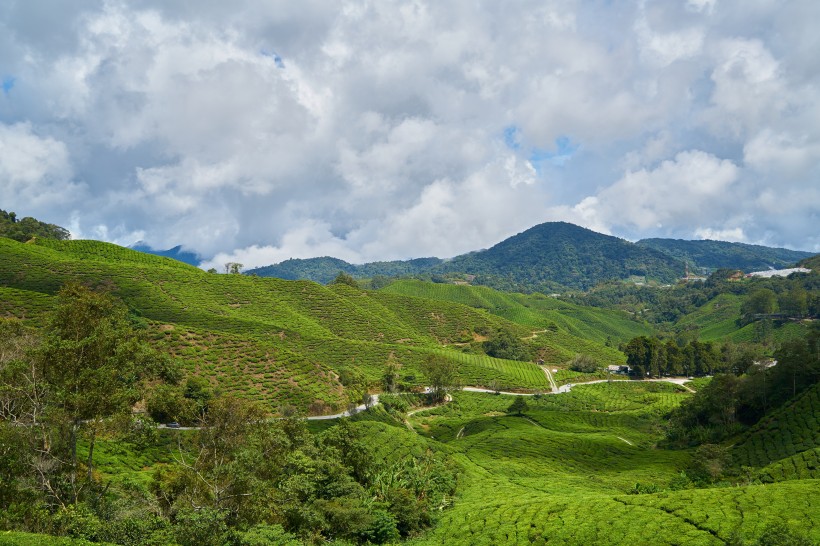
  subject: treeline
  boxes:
[0,209,70,242]
[665,323,819,447]
[621,336,765,378]
[0,283,456,545]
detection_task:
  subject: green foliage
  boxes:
[421,355,461,402]
[754,522,814,546]
[248,256,443,284]
[331,271,359,288]
[434,221,684,291]
[506,397,528,415]
[636,238,814,272]
[483,329,531,361]
[0,209,70,243]
[568,353,598,373]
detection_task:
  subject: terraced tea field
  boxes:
[401,383,820,545]
[2,237,621,413]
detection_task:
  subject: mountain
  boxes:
[130,241,202,266]
[248,256,443,284]
[433,222,685,291]
[636,238,813,272]
[250,222,685,291]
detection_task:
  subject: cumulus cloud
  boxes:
[1,0,819,261]
[0,122,84,211]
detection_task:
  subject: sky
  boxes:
[1,0,818,270]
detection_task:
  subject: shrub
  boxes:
[568,354,598,373]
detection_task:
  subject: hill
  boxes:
[637,238,814,272]
[249,222,686,292]
[247,256,443,284]
[0,208,70,242]
[434,222,684,291]
[1,236,633,413]
[380,279,652,366]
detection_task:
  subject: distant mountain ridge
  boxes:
[247,222,818,292]
[249,222,687,291]
[636,238,813,272]
[432,222,684,291]
[249,256,443,284]
[130,242,202,266]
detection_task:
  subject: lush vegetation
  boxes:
[404,384,818,545]
[1,226,817,545]
[636,238,813,272]
[248,257,443,285]
[248,222,688,291]
[0,209,70,243]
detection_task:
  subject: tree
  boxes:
[742,288,777,322]
[35,282,172,501]
[420,355,460,403]
[507,397,528,416]
[568,354,598,373]
[331,271,359,288]
[382,354,401,394]
[224,262,243,274]
[483,329,530,361]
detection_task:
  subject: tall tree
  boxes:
[37,282,171,499]
[420,355,460,403]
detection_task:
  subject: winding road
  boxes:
[158,378,697,428]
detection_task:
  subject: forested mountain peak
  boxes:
[435,221,685,291]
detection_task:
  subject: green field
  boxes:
[398,384,820,545]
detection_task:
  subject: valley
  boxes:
[0,228,817,545]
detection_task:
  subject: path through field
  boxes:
[540,365,559,393]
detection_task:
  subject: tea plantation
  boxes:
[402,385,820,545]
[1,236,818,545]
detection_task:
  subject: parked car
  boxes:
[166,422,181,429]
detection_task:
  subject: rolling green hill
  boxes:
[402,385,820,545]
[2,231,818,545]
[379,279,652,366]
[0,237,571,412]
[248,256,443,284]
[637,238,814,272]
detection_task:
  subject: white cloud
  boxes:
[0,122,83,211]
[555,150,740,233]
[694,227,746,242]
[2,0,819,261]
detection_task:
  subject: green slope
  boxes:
[380,279,653,366]
[637,238,814,271]
[731,383,820,469]
[435,222,685,291]
[404,385,820,545]
[0,237,548,412]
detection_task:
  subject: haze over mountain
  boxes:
[129,242,202,267]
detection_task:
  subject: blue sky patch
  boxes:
[2,76,15,94]
[503,125,521,151]
[260,50,285,69]
[529,136,579,170]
